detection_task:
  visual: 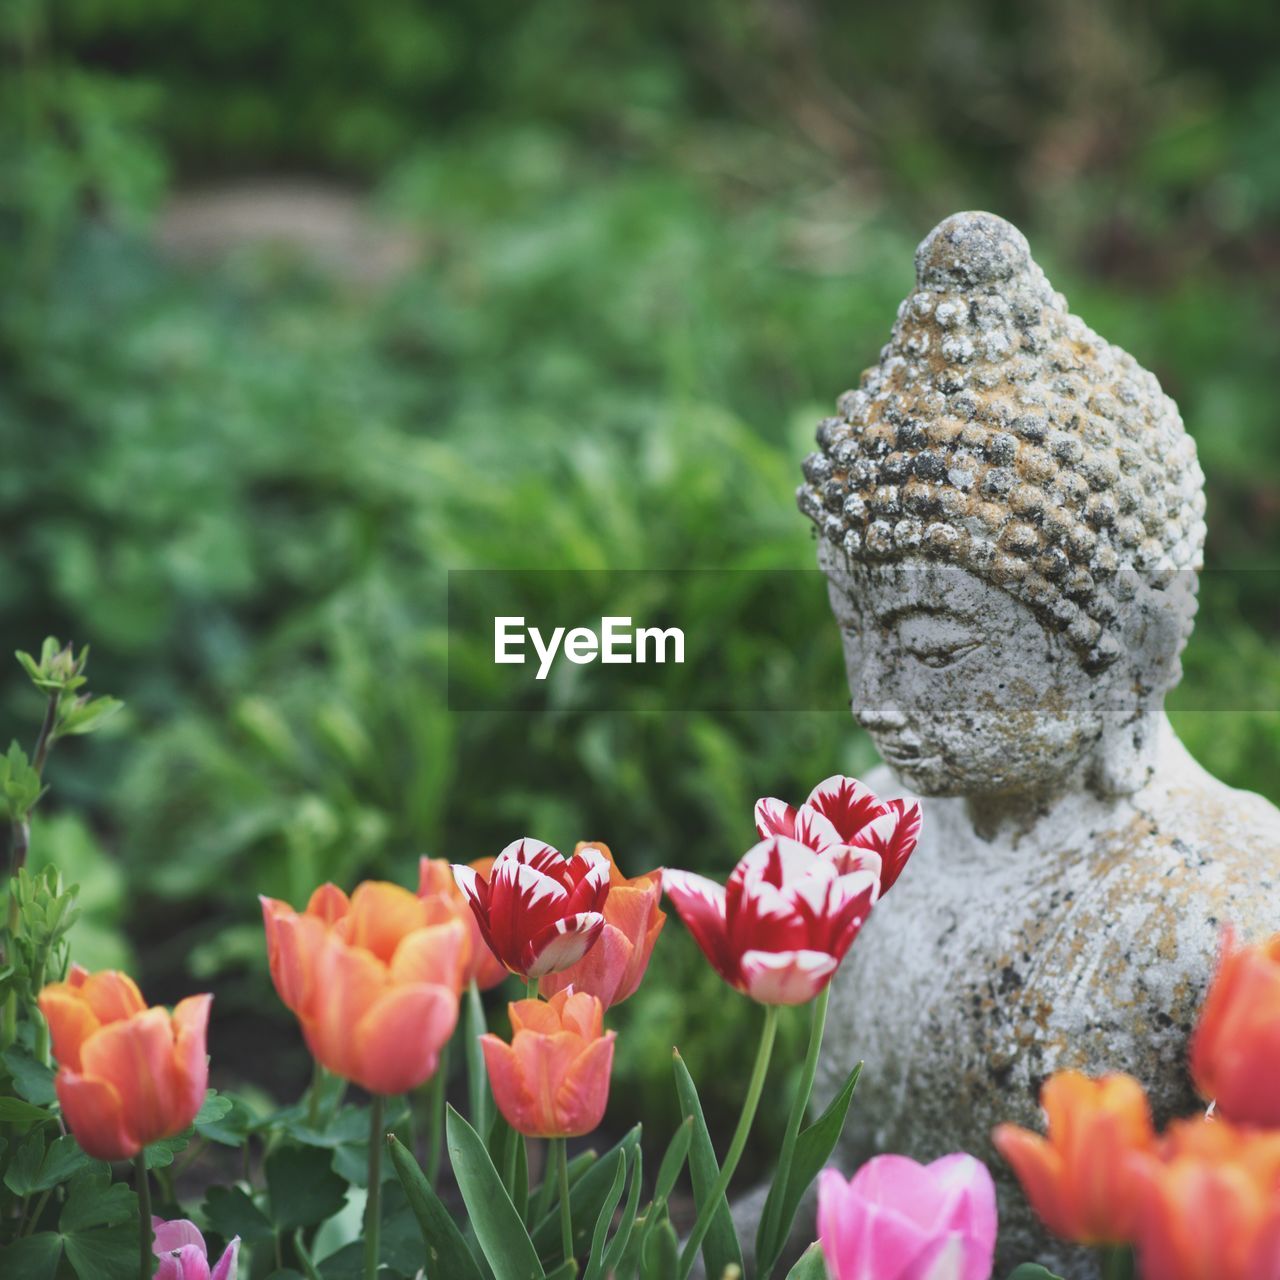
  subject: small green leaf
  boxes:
[600,1148,642,1278]
[202,1185,276,1246]
[785,1242,829,1278]
[32,1135,99,1192]
[0,1095,53,1125]
[641,1217,679,1280]
[0,1232,62,1280]
[57,696,123,738]
[465,979,493,1140]
[5,1131,47,1195]
[4,1045,58,1104]
[62,1225,136,1280]
[672,1050,742,1280]
[387,1133,485,1280]
[446,1105,545,1280]
[654,1117,692,1202]
[757,1062,861,1277]
[582,1150,626,1280]
[531,1126,640,1261]
[59,1167,137,1232]
[266,1143,349,1231]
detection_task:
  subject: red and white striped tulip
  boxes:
[453,838,611,981]
[755,774,921,894]
[664,836,878,1005]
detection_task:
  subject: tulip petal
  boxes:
[38,986,101,1073]
[167,995,212,1136]
[804,775,890,841]
[482,1034,540,1136]
[740,949,838,1005]
[857,797,922,894]
[390,919,469,992]
[554,1033,615,1137]
[153,1219,207,1255]
[523,912,606,979]
[56,1069,140,1161]
[662,870,735,984]
[210,1238,241,1280]
[342,882,429,964]
[157,1249,212,1280]
[754,796,797,840]
[540,922,633,1007]
[79,1008,183,1147]
[992,1124,1073,1238]
[354,982,458,1095]
[80,970,148,1024]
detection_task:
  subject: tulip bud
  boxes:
[993,1071,1155,1245]
[38,967,211,1163]
[541,843,665,1008]
[481,989,615,1138]
[1130,1118,1280,1280]
[817,1153,997,1280]
[453,838,610,980]
[261,881,462,1095]
[1189,927,1280,1128]
[153,1218,240,1280]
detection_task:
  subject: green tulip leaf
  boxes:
[601,1147,643,1278]
[446,1105,546,1280]
[757,1061,862,1276]
[785,1242,829,1278]
[387,1132,485,1280]
[672,1050,743,1280]
[530,1125,640,1261]
[582,1149,627,1280]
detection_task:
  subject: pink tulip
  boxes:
[817,1155,996,1280]
[152,1218,239,1280]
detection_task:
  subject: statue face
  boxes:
[823,555,1107,798]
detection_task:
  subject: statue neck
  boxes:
[918,712,1175,847]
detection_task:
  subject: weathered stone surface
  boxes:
[797,212,1280,1276]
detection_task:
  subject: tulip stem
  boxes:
[426,1039,450,1185]
[556,1137,573,1263]
[759,985,830,1273]
[364,1095,384,1280]
[1101,1245,1135,1280]
[134,1153,153,1280]
[677,1003,780,1280]
[526,977,540,1000]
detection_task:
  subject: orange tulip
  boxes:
[1189,927,1280,1128]
[1131,1118,1280,1280]
[418,856,508,991]
[541,843,665,1007]
[992,1070,1155,1244]
[261,881,464,1095]
[38,965,211,1162]
[480,989,615,1138]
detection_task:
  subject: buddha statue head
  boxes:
[799,212,1207,808]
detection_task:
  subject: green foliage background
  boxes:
[3,0,1279,1146]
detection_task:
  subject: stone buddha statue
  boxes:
[797,212,1280,1275]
